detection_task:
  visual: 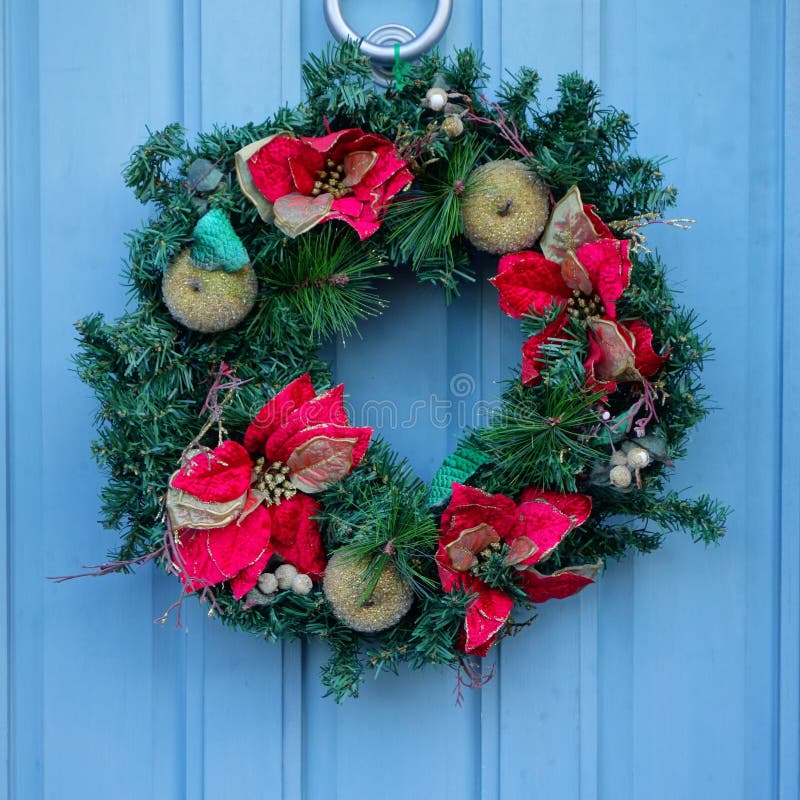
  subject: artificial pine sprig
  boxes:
[476,368,607,493]
[386,134,486,295]
[259,225,390,340]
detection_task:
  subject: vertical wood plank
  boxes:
[193,2,295,796]
[183,0,203,130]
[36,0,188,796]
[779,1,799,797]
[580,0,601,81]
[0,0,9,793]
[487,3,589,797]
[281,642,304,800]
[6,1,43,797]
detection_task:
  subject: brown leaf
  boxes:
[287,435,357,493]
[445,523,501,571]
[273,192,334,238]
[166,477,248,530]
[235,135,279,223]
[541,185,598,263]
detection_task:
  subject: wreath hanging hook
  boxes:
[323,0,453,85]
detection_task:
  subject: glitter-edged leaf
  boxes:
[235,134,280,223]
[273,192,334,238]
[444,522,501,571]
[541,185,604,263]
[287,435,358,492]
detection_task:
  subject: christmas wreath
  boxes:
[70,44,729,700]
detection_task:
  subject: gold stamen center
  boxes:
[310,158,353,200]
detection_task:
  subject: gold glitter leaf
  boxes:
[287,435,357,493]
[235,135,280,223]
[342,150,378,187]
[273,192,334,238]
[166,480,249,531]
[588,319,640,383]
[541,185,599,264]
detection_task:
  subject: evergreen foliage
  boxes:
[74,43,729,699]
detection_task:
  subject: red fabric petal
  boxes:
[330,196,364,217]
[264,384,348,460]
[576,238,631,317]
[519,487,592,528]
[270,493,326,579]
[435,542,462,593]
[288,155,317,196]
[520,312,569,386]
[439,484,519,546]
[491,251,570,319]
[170,441,253,503]
[304,128,361,156]
[626,319,666,377]
[248,135,312,202]
[327,208,380,240]
[514,500,574,565]
[176,504,274,599]
[583,204,614,238]
[462,586,514,657]
[380,154,416,198]
[519,565,598,603]
[243,374,317,455]
[434,554,511,657]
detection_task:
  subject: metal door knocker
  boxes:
[323,0,453,85]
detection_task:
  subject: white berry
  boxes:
[610,465,633,488]
[243,588,272,608]
[425,88,448,111]
[257,572,278,594]
[291,573,313,596]
[610,451,628,466]
[275,563,298,590]
[626,446,651,469]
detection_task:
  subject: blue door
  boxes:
[3,1,798,797]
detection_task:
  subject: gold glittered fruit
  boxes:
[323,551,414,633]
[461,160,550,254]
[162,249,258,333]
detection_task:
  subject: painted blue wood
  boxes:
[5,1,44,797]
[0,0,9,794]
[2,1,797,798]
[780,3,800,798]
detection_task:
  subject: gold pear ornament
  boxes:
[162,209,258,333]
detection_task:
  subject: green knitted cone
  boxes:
[190,209,249,272]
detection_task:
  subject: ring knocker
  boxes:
[323,0,453,85]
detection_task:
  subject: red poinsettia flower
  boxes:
[491,186,665,388]
[167,375,372,599]
[240,128,413,240]
[436,483,600,656]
